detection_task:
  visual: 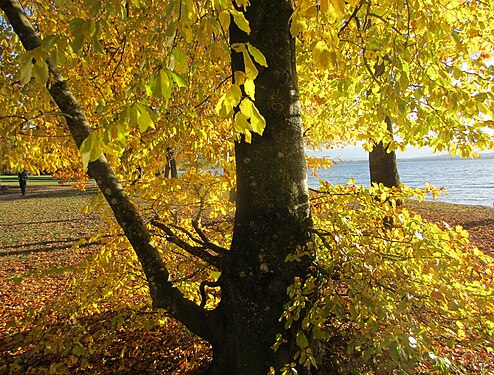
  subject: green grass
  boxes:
[1,174,68,186]
[0,188,100,253]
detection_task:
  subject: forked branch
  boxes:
[151,220,225,269]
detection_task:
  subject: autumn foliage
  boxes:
[1,0,493,373]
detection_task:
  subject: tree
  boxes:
[1,1,493,374]
[1,0,312,373]
[369,116,401,188]
[211,1,315,373]
[163,147,178,178]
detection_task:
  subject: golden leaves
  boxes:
[216,83,242,118]
[19,48,49,86]
[230,9,250,34]
[79,132,102,169]
[319,0,346,19]
[312,41,336,69]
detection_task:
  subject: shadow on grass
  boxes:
[0,235,116,256]
[0,218,91,227]
[26,187,99,199]
[0,186,99,200]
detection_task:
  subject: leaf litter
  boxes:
[0,186,492,373]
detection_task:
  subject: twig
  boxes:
[200,280,221,308]
[338,3,363,38]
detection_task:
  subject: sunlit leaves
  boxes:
[295,0,494,156]
[2,1,494,373]
[232,98,266,142]
[319,0,346,19]
[312,41,335,69]
[219,42,268,141]
[239,98,265,135]
[80,132,102,169]
[216,83,242,118]
[230,9,250,34]
[246,43,267,67]
[19,52,34,85]
[19,48,49,86]
[69,18,105,55]
[132,103,155,133]
[281,182,494,372]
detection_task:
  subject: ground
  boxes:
[0,185,492,373]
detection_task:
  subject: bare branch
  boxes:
[200,280,221,308]
[338,3,363,38]
[191,219,229,255]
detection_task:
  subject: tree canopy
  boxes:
[296,0,494,156]
[1,0,493,373]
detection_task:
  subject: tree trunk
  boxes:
[369,116,400,188]
[207,1,314,373]
[164,147,177,178]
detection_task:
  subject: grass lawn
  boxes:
[0,174,66,186]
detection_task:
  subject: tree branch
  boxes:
[338,3,363,38]
[0,0,224,346]
[151,220,225,269]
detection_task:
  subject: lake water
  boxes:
[308,157,494,207]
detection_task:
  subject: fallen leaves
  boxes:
[0,186,211,374]
[1,187,492,373]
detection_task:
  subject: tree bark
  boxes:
[206,1,315,373]
[369,116,401,188]
[164,147,178,178]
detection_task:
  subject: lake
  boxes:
[308,156,494,207]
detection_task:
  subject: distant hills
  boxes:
[398,152,494,162]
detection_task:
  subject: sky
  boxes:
[307,145,447,161]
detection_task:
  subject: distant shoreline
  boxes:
[326,152,494,163]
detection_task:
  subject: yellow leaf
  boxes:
[320,0,330,14]
[312,41,334,69]
[219,10,231,31]
[240,98,266,135]
[136,103,155,132]
[234,71,246,85]
[179,21,193,43]
[210,41,227,62]
[215,84,242,118]
[234,111,249,133]
[79,132,102,169]
[19,52,33,85]
[246,43,267,67]
[331,0,346,19]
[244,78,255,99]
[228,84,242,106]
[183,0,197,23]
[230,10,250,34]
[243,50,258,80]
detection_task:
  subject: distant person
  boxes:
[18,170,28,195]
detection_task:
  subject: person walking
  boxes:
[18,169,28,195]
